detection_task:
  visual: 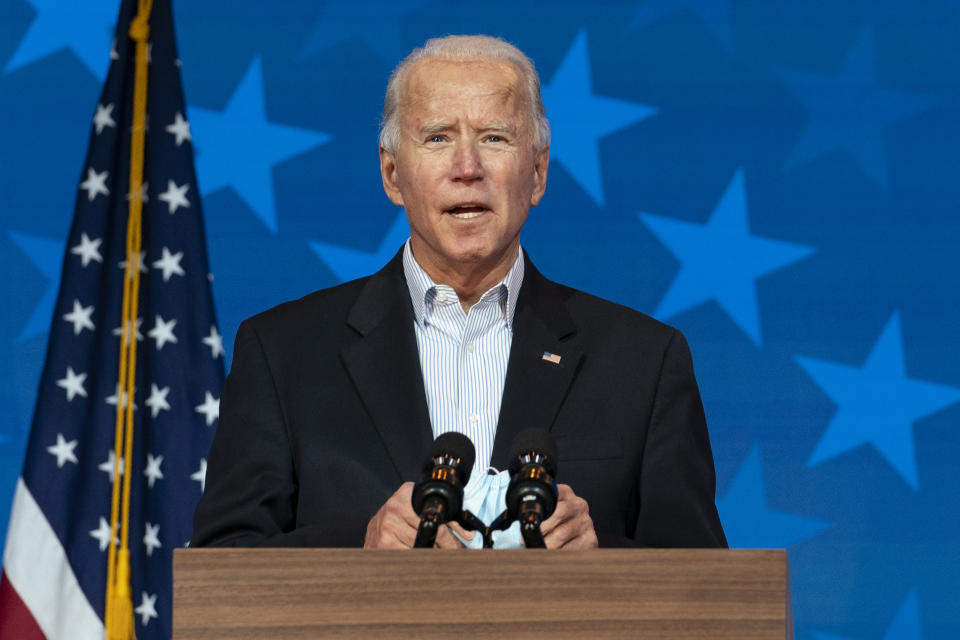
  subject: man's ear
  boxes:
[379,147,405,207]
[529,147,549,207]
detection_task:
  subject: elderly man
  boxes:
[192,35,726,550]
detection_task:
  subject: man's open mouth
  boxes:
[445,204,487,219]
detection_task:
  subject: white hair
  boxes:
[378,35,551,154]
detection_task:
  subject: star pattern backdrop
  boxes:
[2,0,959,638]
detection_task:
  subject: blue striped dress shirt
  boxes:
[402,240,524,480]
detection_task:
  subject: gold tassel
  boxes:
[106,550,135,640]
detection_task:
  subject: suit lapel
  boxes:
[491,257,583,469]
[340,252,433,481]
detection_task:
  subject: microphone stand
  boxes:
[416,509,490,548]
[517,507,546,548]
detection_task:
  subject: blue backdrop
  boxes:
[2,1,959,638]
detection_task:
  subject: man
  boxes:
[192,35,726,550]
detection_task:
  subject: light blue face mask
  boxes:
[454,467,523,549]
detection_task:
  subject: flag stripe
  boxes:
[0,571,46,640]
[2,479,102,640]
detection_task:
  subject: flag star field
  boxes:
[2,1,960,638]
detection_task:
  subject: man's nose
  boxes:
[449,143,483,182]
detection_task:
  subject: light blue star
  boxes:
[308,211,409,283]
[638,170,815,345]
[189,57,331,234]
[630,0,734,50]
[797,312,960,490]
[541,30,657,206]
[717,443,830,548]
[4,0,119,80]
[780,30,934,188]
[9,231,64,343]
[882,590,921,640]
[297,0,430,64]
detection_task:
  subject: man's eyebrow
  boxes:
[481,123,516,134]
[419,122,453,135]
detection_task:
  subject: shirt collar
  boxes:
[402,239,525,328]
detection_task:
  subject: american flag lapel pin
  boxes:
[542,351,562,365]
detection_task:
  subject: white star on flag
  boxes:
[63,299,96,335]
[195,392,219,426]
[98,450,125,483]
[79,167,110,201]
[152,246,185,281]
[119,250,149,274]
[145,383,171,419]
[143,522,162,557]
[113,316,144,344]
[144,453,164,488]
[191,458,208,492]
[93,103,116,134]
[157,179,191,214]
[148,315,178,350]
[165,111,192,146]
[126,181,149,204]
[89,517,117,552]
[203,325,225,359]
[47,433,79,468]
[105,383,137,410]
[56,366,88,402]
[70,232,103,267]
[135,592,159,627]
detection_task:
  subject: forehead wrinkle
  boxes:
[401,59,534,142]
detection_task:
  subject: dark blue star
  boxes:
[4,0,118,80]
[630,0,734,50]
[797,312,960,490]
[8,231,64,343]
[717,443,830,548]
[297,0,430,64]
[541,30,657,207]
[308,211,409,283]
[780,30,935,188]
[638,169,814,345]
[189,57,331,234]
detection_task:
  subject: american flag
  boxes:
[0,1,223,639]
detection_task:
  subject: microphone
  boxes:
[504,428,558,548]
[411,432,475,548]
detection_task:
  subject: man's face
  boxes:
[380,58,549,280]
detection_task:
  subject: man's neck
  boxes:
[410,244,519,312]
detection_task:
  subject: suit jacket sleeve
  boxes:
[632,329,727,548]
[191,319,359,547]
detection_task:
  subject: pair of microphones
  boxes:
[411,429,558,549]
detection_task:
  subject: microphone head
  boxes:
[508,428,558,476]
[428,431,476,483]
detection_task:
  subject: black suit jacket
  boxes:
[192,250,727,548]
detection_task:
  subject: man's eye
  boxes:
[487,135,503,143]
[428,135,445,143]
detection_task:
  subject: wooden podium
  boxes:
[173,548,792,639]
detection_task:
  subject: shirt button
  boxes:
[436,290,447,302]
[469,413,479,424]
[465,342,475,353]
